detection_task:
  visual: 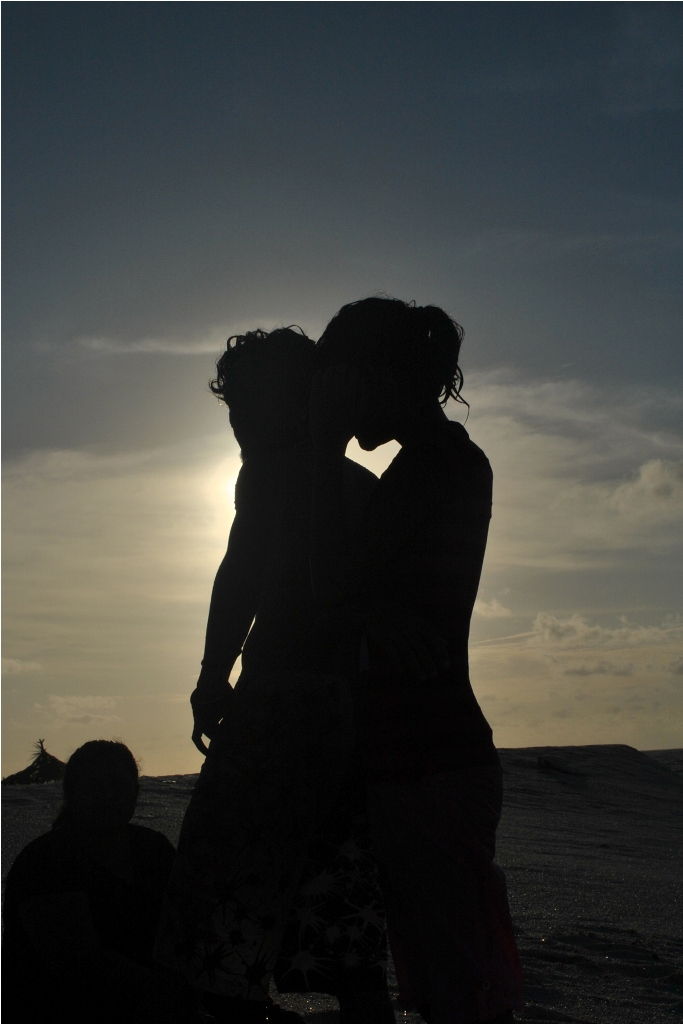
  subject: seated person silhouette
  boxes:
[155,328,391,1024]
[1,740,196,1024]
[310,297,525,1024]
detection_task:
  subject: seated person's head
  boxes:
[55,740,139,832]
[210,327,316,456]
[317,297,466,450]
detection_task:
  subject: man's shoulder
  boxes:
[382,423,491,478]
[375,424,492,522]
[412,423,492,490]
[450,423,492,475]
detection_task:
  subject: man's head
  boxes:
[317,297,466,449]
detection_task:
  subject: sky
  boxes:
[3,2,682,776]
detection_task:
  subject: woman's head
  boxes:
[56,740,139,830]
[210,327,316,455]
[317,297,466,449]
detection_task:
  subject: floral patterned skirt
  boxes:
[155,671,387,999]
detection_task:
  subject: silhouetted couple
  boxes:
[3,297,524,1024]
[156,297,524,1023]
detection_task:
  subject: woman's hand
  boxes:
[366,603,450,682]
[190,691,232,755]
[310,365,368,454]
[190,672,233,755]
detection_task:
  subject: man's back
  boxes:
[360,421,492,662]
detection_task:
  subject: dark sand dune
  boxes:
[3,745,682,1023]
[495,746,683,1022]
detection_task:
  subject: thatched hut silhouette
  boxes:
[2,739,65,785]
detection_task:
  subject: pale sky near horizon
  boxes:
[3,3,682,775]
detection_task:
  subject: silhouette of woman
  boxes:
[155,329,392,1024]
[1,740,192,1024]
[310,298,525,1024]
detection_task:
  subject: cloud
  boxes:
[667,657,683,677]
[470,622,683,750]
[531,613,683,651]
[461,373,683,572]
[34,695,122,727]
[76,320,298,357]
[79,336,224,356]
[452,229,683,269]
[2,659,41,675]
[609,459,683,511]
[563,660,634,677]
[474,598,513,619]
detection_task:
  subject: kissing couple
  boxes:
[155,296,525,1024]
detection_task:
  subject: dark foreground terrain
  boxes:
[3,745,682,1023]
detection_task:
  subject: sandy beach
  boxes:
[3,744,682,1023]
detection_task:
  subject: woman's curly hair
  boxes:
[317,297,467,409]
[209,326,316,405]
